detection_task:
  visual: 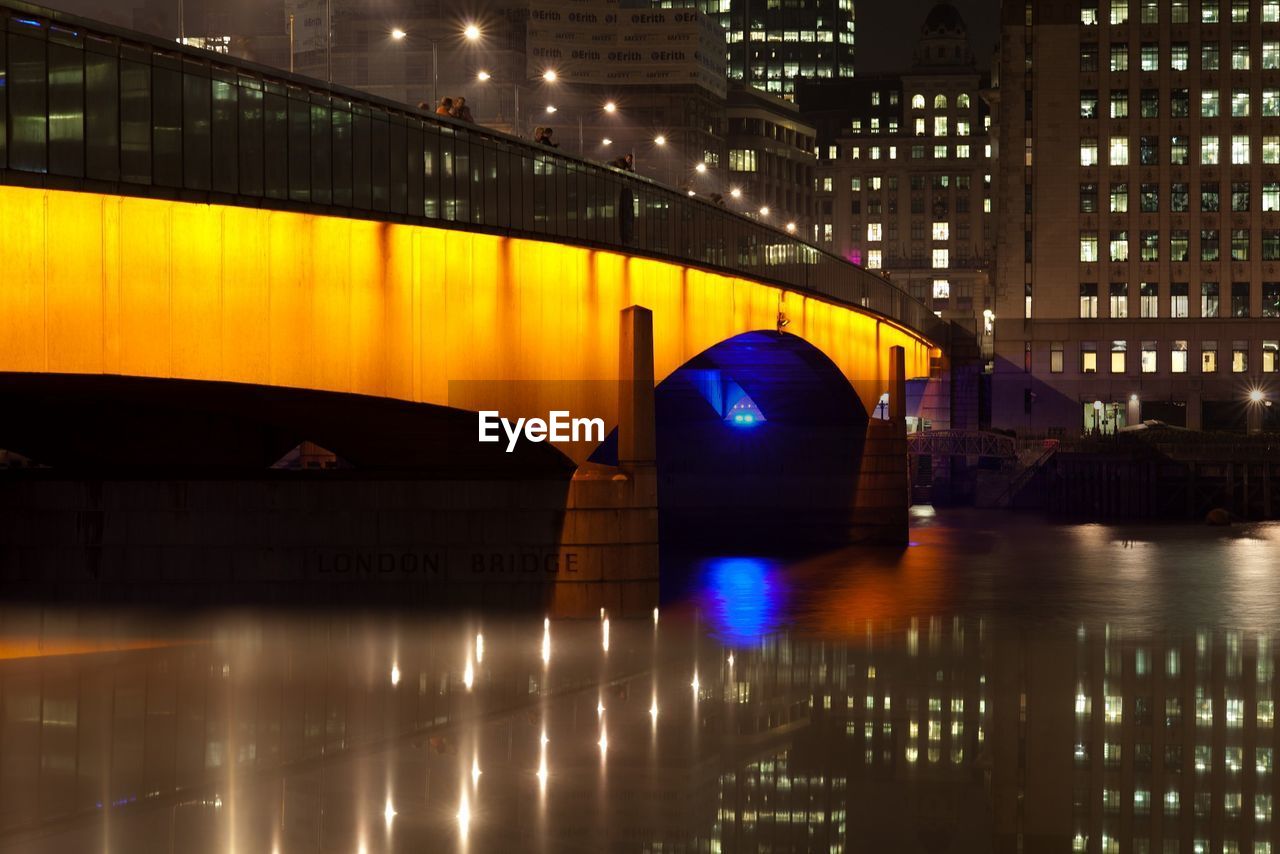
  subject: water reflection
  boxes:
[0,512,1277,851]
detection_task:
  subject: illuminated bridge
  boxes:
[0,3,950,614]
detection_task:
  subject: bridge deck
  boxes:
[0,0,947,347]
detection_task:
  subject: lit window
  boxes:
[1172,42,1189,70]
[1202,137,1220,165]
[1051,342,1064,373]
[867,223,882,241]
[934,116,948,136]
[911,93,925,109]
[1110,137,1129,165]
[932,248,949,268]
[1111,42,1129,71]
[1234,340,1249,372]
[1202,89,1220,117]
[1110,282,1129,317]
[1109,231,1129,262]
[867,250,882,269]
[1081,342,1098,373]
[1204,0,1220,22]
[1141,341,1157,373]
[1081,139,1099,166]
[932,222,949,240]
[1202,341,1218,373]
[1172,283,1189,317]
[1081,283,1099,317]
[1232,135,1250,165]
[932,279,950,299]
[1111,0,1129,24]
[1141,43,1158,70]
[934,94,947,109]
[1140,282,1158,316]
[1171,340,1188,373]
[1111,341,1127,374]
[1081,234,1099,263]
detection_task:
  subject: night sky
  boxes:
[39,0,1003,75]
[858,0,1000,73]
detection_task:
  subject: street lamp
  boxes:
[694,162,707,174]
[392,22,481,106]
[603,101,617,113]
[785,222,797,233]
[654,135,666,146]
[542,69,558,82]
[1250,388,1266,403]
[729,187,742,199]
[758,206,770,217]
[476,69,490,81]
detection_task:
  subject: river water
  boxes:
[1,508,1278,852]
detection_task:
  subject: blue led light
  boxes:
[13,17,43,27]
[696,557,784,644]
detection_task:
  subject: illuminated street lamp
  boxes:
[729,187,742,199]
[654,135,667,146]
[603,101,617,113]
[476,69,491,81]
[391,27,407,41]
[785,222,797,233]
[542,69,558,82]
[758,206,770,217]
[694,162,707,174]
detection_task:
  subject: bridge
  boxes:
[0,3,950,614]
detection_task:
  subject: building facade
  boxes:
[724,85,819,232]
[654,0,857,99]
[800,4,996,332]
[992,0,1280,434]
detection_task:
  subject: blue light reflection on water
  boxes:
[695,557,785,645]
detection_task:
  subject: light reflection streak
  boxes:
[691,673,700,696]
[389,663,400,686]
[597,699,605,718]
[471,755,481,787]
[602,617,610,652]
[457,789,471,838]
[537,730,549,791]
[649,697,658,725]
[653,607,659,625]
[541,618,551,664]
[598,726,608,756]
[475,632,484,663]
[383,797,396,828]
[463,656,475,690]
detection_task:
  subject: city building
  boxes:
[798,3,996,333]
[654,0,856,100]
[991,0,1280,434]
[724,84,819,233]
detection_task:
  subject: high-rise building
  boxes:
[724,85,819,233]
[799,3,996,335]
[991,0,1280,434]
[656,0,857,99]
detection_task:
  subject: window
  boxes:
[1203,183,1221,212]
[934,116,948,137]
[1140,136,1158,165]
[1233,0,1249,21]
[1081,90,1099,118]
[1233,340,1249,373]
[1172,339,1189,373]
[1111,282,1129,317]
[1202,340,1218,373]
[1233,89,1251,117]
[1171,231,1190,261]
[1141,282,1159,317]
[1172,283,1189,317]
[1171,43,1189,71]
[1202,282,1220,317]
[1141,43,1158,70]
[1202,231,1220,261]
[1232,182,1250,212]
[1141,341,1157,373]
[1171,183,1189,211]
[1265,339,1279,372]
[1110,231,1129,262]
[1266,283,1280,318]
[932,248,949,268]
[1110,137,1129,166]
[1266,182,1280,212]
[1232,135,1250,165]
[1140,231,1159,261]
[931,279,950,300]
[729,149,758,171]
[932,222,949,240]
[1232,281,1250,316]
[1081,283,1099,317]
[1233,42,1251,70]
[934,94,947,109]
[1171,89,1190,117]
[957,94,970,109]
[867,223,883,241]
[1267,0,1280,21]
[1111,340,1128,373]
[1173,0,1190,22]
[1051,342,1064,373]
[1266,230,1280,260]
[1111,89,1129,118]
[867,250,882,269]
[1264,137,1280,168]
[1204,0,1221,21]
[1204,44,1221,71]
[1267,42,1280,70]
[1081,183,1099,213]
[1081,139,1099,166]
[1140,0,1158,22]
[1111,43,1129,71]
[1111,183,1129,213]
[912,93,925,109]
[1082,45,1100,71]
[1202,137,1220,165]
[1082,234,1100,263]
[1082,341,1098,373]
[1268,89,1280,117]
[1141,89,1159,118]
[1111,0,1129,24]
[1171,136,1189,165]
[1232,229,1250,261]
[1202,90,1220,117]
[1140,184,1158,212]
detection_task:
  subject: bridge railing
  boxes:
[0,1,949,346]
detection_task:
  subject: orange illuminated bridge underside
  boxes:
[0,185,937,465]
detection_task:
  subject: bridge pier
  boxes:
[849,345,910,546]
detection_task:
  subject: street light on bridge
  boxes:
[389,21,482,105]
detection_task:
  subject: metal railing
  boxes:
[0,0,949,347]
